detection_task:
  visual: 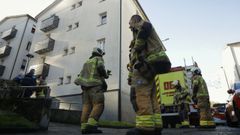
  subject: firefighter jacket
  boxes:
[75,56,108,87]
[173,86,191,105]
[129,20,170,67]
[192,75,209,98]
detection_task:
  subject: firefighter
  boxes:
[172,80,191,128]
[74,47,111,134]
[36,75,46,98]
[191,67,216,128]
[127,15,171,135]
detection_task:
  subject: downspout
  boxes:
[230,46,240,80]
[9,18,30,79]
[118,0,123,121]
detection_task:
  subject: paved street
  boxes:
[3,123,240,135]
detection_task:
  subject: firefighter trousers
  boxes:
[81,86,104,129]
[134,81,162,131]
[197,96,215,126]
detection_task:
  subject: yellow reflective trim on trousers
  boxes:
[207,121,215,126]
[81,123,88,130]
[200,121,208,126]
[181,121,190,126]
[136,115,155,128]
[88,118,98,126]
[154,114,162,127]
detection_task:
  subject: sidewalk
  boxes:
[3,123,240,135]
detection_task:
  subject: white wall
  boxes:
[30,0,121,121]
[0,16,36,79]
[120,0,147,122]
[30,0,121,97]
[222,44,240,88]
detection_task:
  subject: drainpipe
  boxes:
[118,0,123,121]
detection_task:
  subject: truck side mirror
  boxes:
[227,89,235,94]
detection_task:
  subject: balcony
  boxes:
[34,38,55,54]
[0,65,5,76]
[40,15,59,32]
[0,46,12,58]
[33,63,50,78]
[1,27,17,40]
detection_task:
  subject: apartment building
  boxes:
[29,0,165,122]
[0,14,36,80]
[222,42,240,88]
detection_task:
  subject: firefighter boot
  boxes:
[126,128,155,135]
[81,125,102,134]
[81,118,103,134]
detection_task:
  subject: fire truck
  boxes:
[155,65,199,128]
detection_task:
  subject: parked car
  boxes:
[225,82,240,127]
[212,103,226,125]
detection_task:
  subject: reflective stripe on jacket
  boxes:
[192,75,209,97]
[77,57,104,87]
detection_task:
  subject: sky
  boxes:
[0,0,240,102]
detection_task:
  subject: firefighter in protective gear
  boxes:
[127,15,171,135]
[191,67,216,128]
[172,80,191,128]
[36,75,46,98]
[75,47,110,134]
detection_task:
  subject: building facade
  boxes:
[0,15,36,80]
[222,42,240,89]
[29,0,164,122]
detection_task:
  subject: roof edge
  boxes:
[35,0,63,19]
[0,14,36,25]
[133,0,149,21]
[227,42,240,47]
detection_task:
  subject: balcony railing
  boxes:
[1,27,17,40]
[34,38,55,54]
[0,65,5,76]
[0,46,12,58]
[32,63,50,78]
[40,15,59,32]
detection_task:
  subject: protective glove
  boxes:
[107,70,112,76]
[128,78,132,85]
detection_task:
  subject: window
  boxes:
[73,22,79,29]
[1,59,4,64]
[31,27,36,33]
[67,25,72,31]
[97,38,106,52]
[58,77,64,85]
[71,4,76,10]
[66,76,71,84]
[20,59,27,70]
[99,12,107,25]
[69,46,76,54]
[77,1,83,7]
[63,48,68,56]
[26,42,31,51]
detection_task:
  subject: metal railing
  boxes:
[51,101,82,111]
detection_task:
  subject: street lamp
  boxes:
[221,66,230,89]
[161,38,170,42]
[25,53,34,74]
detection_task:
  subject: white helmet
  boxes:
[92,47,105,56]
[171,80,179,86]
[191,67,201,75]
